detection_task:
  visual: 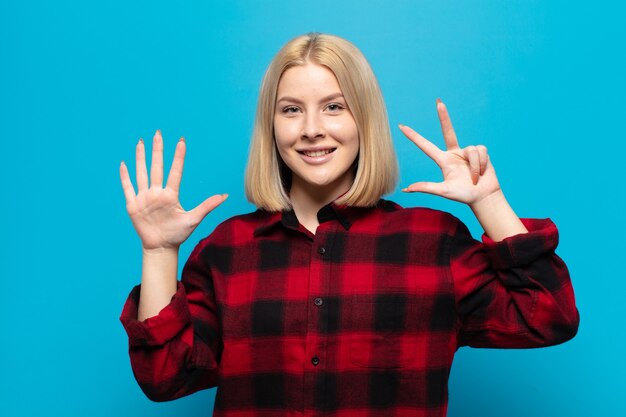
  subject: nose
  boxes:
[301,112,325,141]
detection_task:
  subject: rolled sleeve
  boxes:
[120,282,191,347]
[481,218,559,270]
[452,216,578,348]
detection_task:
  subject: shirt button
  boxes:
[318,247,326,255]
[314,297,323,306]
[311,356,320,366]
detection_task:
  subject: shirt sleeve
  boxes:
[119,239,222,401]
[451,218,579,348]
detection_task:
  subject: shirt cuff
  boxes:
[119,281,191,347]
[481,218,559,270]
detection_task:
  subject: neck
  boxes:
[289,176,352,234]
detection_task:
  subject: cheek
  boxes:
[273,119,298,148]
[348,130,361,163]
[273,129,292,166]
[274,138,291,167]
[273,123,287,152]
[327,117,359,141]
[342,131,360,162]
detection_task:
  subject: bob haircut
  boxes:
[245,33,399,211]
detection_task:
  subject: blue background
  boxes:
[1,1,623,416]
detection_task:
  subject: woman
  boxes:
[119,33,578,416]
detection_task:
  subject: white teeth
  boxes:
[303,149,333,157]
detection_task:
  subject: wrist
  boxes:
[142,246,179,258]
[469,189,506,214]
[469,189,528,241]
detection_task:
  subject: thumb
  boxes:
[189,193,228,225]
[402,182,446,196]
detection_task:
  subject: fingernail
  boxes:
[120,160,125,167]
[222,193,229,200]
[398,124,404,129]
[156,129,161,135]
[138,138,143,144]
[180,137,185,143]
[436,98,443,104]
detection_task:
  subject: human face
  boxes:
[274,63,359,198]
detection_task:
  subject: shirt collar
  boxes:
[253,200,378,237]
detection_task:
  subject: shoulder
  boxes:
[214,210,273,236]
[372,199,462,235]
[190,209,276,252]
[185,209,276,270]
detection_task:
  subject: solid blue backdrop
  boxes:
[1,1,623,416]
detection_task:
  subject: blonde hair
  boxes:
[244,33,398,211]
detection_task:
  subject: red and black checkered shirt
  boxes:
[120,199,578,417]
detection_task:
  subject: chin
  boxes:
[306,174,353,191]
[303,178,336,188]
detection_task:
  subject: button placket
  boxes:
[303,225,337,410]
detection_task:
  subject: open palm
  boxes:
[399,100,501,205]
[119,130,226,250]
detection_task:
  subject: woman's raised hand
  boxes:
[399,99,502,206]
[119,130,227,251]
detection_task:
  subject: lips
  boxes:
[296,147,337,165]
[297,148,336,157]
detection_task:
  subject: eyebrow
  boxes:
[276,92,345,105]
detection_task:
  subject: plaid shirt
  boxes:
[120,199,578,417]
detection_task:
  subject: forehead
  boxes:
[276,63,342,98]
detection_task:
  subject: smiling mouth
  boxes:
[298,148,336,157]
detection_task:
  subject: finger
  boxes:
[401,181,447,197]
[464,146,480,185]
[166,138,186,193]
[398,124,442,165]
[150,130,164,188]
[135,138,148,192]
[436,99,460,150]
[477,145,488,175]
[189,194,229,226]
[119,161,136,204]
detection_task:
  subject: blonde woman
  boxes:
[120,33,578,416]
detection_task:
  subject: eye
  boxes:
[282,106,300,114]
[326,103,345,112]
